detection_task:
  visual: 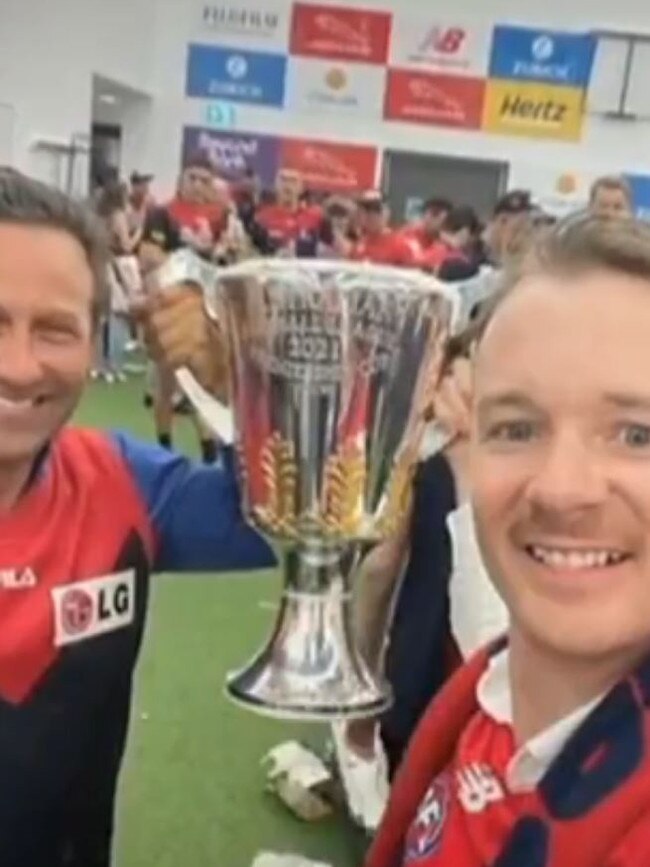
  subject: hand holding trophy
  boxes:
[153,250,457,721]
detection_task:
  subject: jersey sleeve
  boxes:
[109,431,275,573]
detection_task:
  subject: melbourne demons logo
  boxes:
[404,775,449,862]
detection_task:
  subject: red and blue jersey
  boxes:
[367,645,650,867]
[0,427,274,867]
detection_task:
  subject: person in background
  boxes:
[209,177,248,264]
[138,154,224,462]
[312,196,357,259]
[589,175,634,220]
[254,168,322,253]
[421,206,481,276]
[401,197,453,257]
[127,171,154,237]
[94,182,142,382]
[482,189,533,268]
[346,191,421,267]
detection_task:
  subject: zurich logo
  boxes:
[226,54,248,79]
[532,35,554,61]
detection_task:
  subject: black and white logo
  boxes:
[51,570,135,647]
[202,4,280,37]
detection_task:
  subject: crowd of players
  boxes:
[91,156,634,475]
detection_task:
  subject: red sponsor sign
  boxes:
[280,137,377,192]
[384,68,485,129]
[290,3,391,64]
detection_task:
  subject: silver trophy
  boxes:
[157,251,457,720]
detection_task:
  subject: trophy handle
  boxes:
[175,366,235,445]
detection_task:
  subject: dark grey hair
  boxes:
[0,168,110,326]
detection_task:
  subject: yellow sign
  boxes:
[482,79,586,141]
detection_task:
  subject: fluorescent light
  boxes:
[98,93,117,105]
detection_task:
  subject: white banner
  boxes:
[195,2,291,51]
[389,16,492,78]
[285,57,386,119]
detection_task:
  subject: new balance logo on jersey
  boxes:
[0,567,37,589]
[457,763,505,813]
[51,570,135,647]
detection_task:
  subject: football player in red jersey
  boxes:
[348,191,421,268]
[0,169,273,867]
[254,168,322,253]
[401,197,453,257]
[420,206,481,276]
[367,216,650,867]
[139,153,227,462]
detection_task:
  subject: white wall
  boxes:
[0,0,156,185]
[142,0,650,206]
[3,0,650,203]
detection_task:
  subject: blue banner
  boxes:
[489,26,595,88]
[626,174,650,221]
[186,44,287,107]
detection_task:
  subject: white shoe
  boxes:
[331,721,389,832]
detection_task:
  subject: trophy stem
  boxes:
[225,541,393,721]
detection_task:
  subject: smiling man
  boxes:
[0,169,273,867]
[366,216,650,867]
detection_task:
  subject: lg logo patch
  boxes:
[51,570,135,647]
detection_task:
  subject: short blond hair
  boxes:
[475,214,650,345]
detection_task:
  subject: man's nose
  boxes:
[0,327,43,391]
[525,428,608,517]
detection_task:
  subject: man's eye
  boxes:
[37,323,79,343]
[484,420,538,443]
[616,423,650,449]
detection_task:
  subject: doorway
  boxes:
[383,150,509,224]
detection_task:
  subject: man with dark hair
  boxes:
[401,197,453,256]
[0,168,274,867]
[421,206,481,275]
[367,215,650,866]
[483,190,533,267]
[348,191,421,267]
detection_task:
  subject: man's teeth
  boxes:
[528,546,626,569]
[0,396,36,409]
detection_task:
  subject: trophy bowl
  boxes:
[160,252,457,720]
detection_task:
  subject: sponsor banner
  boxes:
[509,163,595,217]
[489,25,596,88]
[385,68,485,129]
[197,2,291,51]
[482,79,585,141]
[290,2,392,65]
[389,16,492,78]
[182,127,281,186]
[285,57,386,119]
[626,174,650,221]
[280,137,377,192]
[186,44,287,107]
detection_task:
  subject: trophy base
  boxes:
[225,680,392,723]
[224,565,394,721]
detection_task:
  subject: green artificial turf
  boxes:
[75,379,362,867]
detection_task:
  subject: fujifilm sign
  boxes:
[201,5,280,37]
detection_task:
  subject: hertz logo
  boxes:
[499,93,567,124]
